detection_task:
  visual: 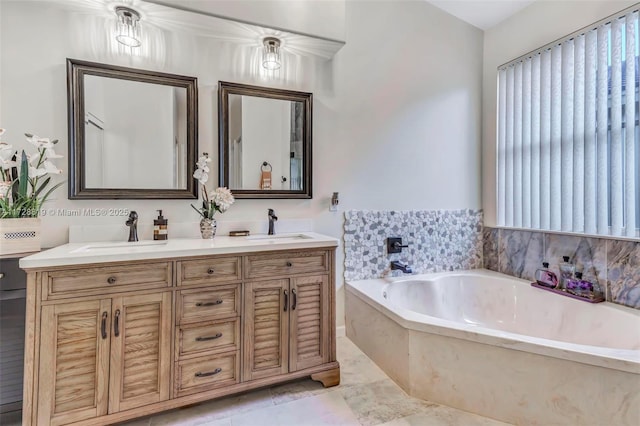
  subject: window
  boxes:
[497,7,639,238]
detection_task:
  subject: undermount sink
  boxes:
[71,240,168,253]
[245,233,313,242]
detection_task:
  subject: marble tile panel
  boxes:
[344,209,483,280]
[544,234,607,288]
[606,240,640,308]
[345,291,410,390]
[482,227,499,272]
[339,379,436,426]
[497,229,544,281]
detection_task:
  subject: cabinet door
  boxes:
[37,299,111,426]
[108,292,172,413]
[243,279,289,381]
[289,275,330,372]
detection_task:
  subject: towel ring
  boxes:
[261,162,272,172]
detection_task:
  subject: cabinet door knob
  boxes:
[107,276,117,284]
[286,261,293,267]
[207,268,215,275]
[195,368,222,377]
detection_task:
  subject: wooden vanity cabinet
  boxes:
[34,287,172,425]
[22,247,339,426]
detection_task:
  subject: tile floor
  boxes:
[1,336,510,426]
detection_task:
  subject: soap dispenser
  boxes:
[535,262,558,288]
[153,210,168,240]
[558,256,575,290]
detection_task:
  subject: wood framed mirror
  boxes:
[218,81,312,199]
[67,58,198,199]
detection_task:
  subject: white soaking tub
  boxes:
[345,269,640,425]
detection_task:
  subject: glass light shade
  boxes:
[262,37,281,70]
[115,7,141,48]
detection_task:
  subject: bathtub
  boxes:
[345,269,640,425]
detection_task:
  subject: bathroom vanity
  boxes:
[19,234,339,426]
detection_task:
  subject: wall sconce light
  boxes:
[262,37,281,70]
[115,6,142,48]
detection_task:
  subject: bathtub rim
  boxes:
[346,269,640,374]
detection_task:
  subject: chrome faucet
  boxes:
[390,260,412,274]
[268,209,278,235]
[126,211,138,242]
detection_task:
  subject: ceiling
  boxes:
[427,0,537,30]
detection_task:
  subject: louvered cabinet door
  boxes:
[37,299,111,426]
[289,275,330,372]
[243,279,289,381]
[108,292,172,413]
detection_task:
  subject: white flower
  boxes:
[193,168,208,185]
[44,147,63,159]
[0,143,15,170]
[26,134,54,149]
[211,187,234,212]
[28,166,47,178]
[193,153,212,184]
[196,154,211,171]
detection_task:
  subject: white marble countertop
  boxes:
[20,232,338,269]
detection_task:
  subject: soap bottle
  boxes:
[153,210,168,240]
[566,272,592,297]
[535,262,558,288]
[558,256,575,290]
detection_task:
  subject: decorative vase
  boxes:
[199,217,217,239]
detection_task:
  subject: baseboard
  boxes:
[335,325,345,337]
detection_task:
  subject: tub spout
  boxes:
[390,260,412,274]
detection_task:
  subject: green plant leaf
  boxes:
[34,177,51,197]
[18,151,28,198]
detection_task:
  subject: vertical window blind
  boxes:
[497,8,639,238]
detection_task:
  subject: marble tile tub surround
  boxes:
[483,227,640,309]
[343,209,483,281]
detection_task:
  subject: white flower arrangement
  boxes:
[191,153,235,219]
[0,129,64,218]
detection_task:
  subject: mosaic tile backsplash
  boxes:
[483,227,640,309]
[343,209,483,280]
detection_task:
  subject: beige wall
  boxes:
[482,0,638,227]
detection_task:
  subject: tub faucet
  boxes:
[268,209,278,235]
[390,260,412,274]
[126,211,138,242]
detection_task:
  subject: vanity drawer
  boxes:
[177,284,240,324]
[177,256,242,287]
[176,318,239,359]
[42,262,172,300]
[175,352,239,397]
[245,250,329,279]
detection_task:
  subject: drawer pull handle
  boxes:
[196,333,223,342]
[114,309,121,337]
[107,276,117,284]
[207,268,215,275]
[286,261,293,267]
[101,312,108,339]
[283,289,288,312]
[195,368,222,378]
[196,300,223,307]
[291,288,297,310]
